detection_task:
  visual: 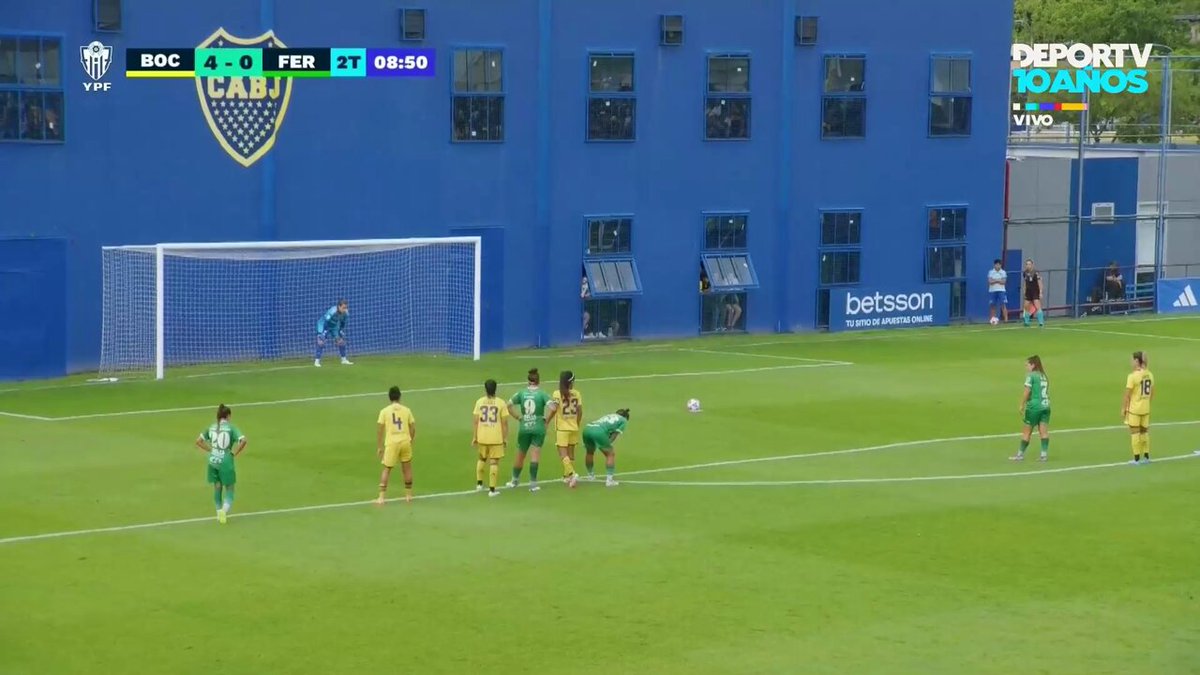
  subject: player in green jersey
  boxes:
[582,408,630,487]
[194,404,248,524]
[1011,355,1050,462]
[506,368,553,492]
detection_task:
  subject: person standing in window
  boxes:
[988,259,1009,325]
[581,271,591,339]
[723,294,742,331]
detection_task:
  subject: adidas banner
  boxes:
[1156,278,1200,314]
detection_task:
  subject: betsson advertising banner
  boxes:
[827,286,950,332]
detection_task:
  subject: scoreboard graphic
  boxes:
[118,27,436,167]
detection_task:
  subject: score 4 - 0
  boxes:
[1013,112,1054,127]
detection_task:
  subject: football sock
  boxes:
[561,456,575,477]
[1141,433,1150,459]
[606,464,616,478]
[1040,438,1049,455]
[223,486,235,511]
[511,466,522,482]
[315,343,325,359]
[1036,309,1045,326]
[1022,311,1030,326]
[585,454,595,474]
[338,343,347,358]
[476,460,486,484]
[212,487,224,509]
[529,462,539,481]
[1018,440,1029,456]
[488,463,499,489]
[1131,435,1140,458]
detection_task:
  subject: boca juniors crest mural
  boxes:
[195,28,294,167]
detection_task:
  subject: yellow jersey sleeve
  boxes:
[404,407,416,427]
[1125,372,1138,390]
[377,406,389,426]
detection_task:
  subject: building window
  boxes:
[0,36,65,142]
[821,55,865,139]
[660,15,684,46]
[820,211,861,246]
[584,259,641,296]
[583,215,642,300]
[926,245,965,281]
[795,17,818,46]
[583,297,632,340]
[819,251,861,286]
[399,8,426,42]
[817,209,863,327]
[95,0,122,32]
[706,55,750,140]
[925,206,967,319]
[927,206,967,241]
[452,49,503,142]
[701,291,746,333]
[586,216,632,256]
[930,56,971,136]
[704,213,747,250]
[588,54,635,141]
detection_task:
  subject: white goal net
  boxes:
[100,238,481,378]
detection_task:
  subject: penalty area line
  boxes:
[621,453,1198,487]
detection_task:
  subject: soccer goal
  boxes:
[100,237,482,379]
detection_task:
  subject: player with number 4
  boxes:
[376,386,416,504]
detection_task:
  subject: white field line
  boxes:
[677,348,853,365]
[1047,326,1200,343]
[618,418,1200,478]
[41,362,849,422]
[0,411,54,421]
[622,453,1197,487]
[2,420,1197,546]
[184,365,315,379]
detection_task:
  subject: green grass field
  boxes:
[2,317,1199,674]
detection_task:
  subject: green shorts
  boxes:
[1023,407,1050,427]
[517,429,546,452]
[206,462,236,486]
[582,428,613,453]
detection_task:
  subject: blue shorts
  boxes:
[989,291,1007,306]
[318,331,345,342]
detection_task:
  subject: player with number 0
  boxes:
[195,404,248,524]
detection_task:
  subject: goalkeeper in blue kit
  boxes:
[315,299,353,367]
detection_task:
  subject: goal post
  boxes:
[100,237,482,379]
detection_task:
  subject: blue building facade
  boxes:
[0,0,1012,377]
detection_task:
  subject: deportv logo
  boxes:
[1011,43,1152,95]
[1173,284,1198,308]
[80,41,113,92]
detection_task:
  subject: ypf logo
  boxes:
[80,41,113,92]
[195,28,293,167]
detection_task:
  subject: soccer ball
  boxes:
[686,398,702,413]
[990,316,1000,326]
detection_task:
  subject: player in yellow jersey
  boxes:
[376,386,416,505]
[1122,351,1154,465]
[473,379,508,497]
[545,370,582,487]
